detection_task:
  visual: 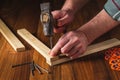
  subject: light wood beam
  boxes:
[17,28,53,61]
[47,38,120,66]
[0,19,25,52]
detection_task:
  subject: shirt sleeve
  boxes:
[104,0,120,21]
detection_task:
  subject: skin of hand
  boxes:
[52,0,89,33]
[50,30,89,59]
[52,9,74,33]
[77,9,120,44]
[50,9,120,58]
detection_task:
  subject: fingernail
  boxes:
[50,53,55,56]
[50,50,58,56]
[49,51,54,56]
[65,54,69,56]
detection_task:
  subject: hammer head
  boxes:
[40,2,54,37]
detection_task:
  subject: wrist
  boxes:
[76,29,89,46]
[76,27,96,45]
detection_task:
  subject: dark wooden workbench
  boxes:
[0,0,120,80]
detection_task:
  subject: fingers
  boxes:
[50,31,87,58]
[63,43,85,59]
[52,10,66,33]
[53,27,66,33]
[70,51,81,59]
[58,14,72,26]
[67,44,82,56]
[52,10,62,19]
[52,10,71,26]
[69,46,85,59]
[52,10,73,33]
[61,38,79,53]
[50,35,69,56]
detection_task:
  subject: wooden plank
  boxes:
[17,28,120,66]
[17,28,53,61]
[0,19,25,52]
[48,38,120,66]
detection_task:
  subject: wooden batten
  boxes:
[47,38,120,66]
[17,28,53,61]
[0,19,25,52]
[17,28,120,66]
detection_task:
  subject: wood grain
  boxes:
[0,37,32,80]
[0,19,25,52]
[48,38,120,66]
[17,28,52,61]
[0,0,120,80]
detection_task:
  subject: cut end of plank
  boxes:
[16,46,25,52]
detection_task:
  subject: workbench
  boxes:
[0,0,120,80]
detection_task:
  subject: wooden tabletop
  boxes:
[0,0,120,80]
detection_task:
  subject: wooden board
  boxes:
[48,38,120,65]
[17,28,120,66]
[0,19,25,52]
[1,0,120,80]
[17,28,52,61]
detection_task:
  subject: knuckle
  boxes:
[71,36,80,44]
[74,37,80,42]
[61,46,70,53]
[61,48,66,53]
[68,31,74,36]
[81,47,86,53]
[59,35,65,40]
[58,44,63,48]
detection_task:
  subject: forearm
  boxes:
[77,9,120,44]
[62,0,89,14]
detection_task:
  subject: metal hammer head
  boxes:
[40,2,54,37]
